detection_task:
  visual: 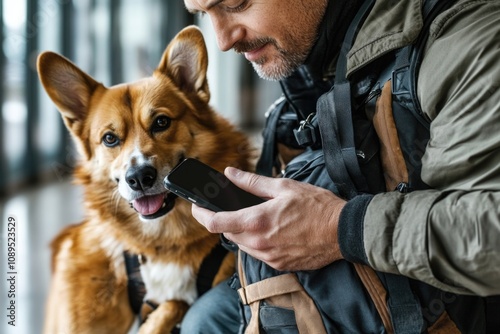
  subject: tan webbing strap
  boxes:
[237,252,262,333]
[373,81,409,191]
[245,302,260,334]
[288,289,327,334]
[238,273,304,304]
[237,251,248,287]
[238,273,304,334]
[238,252,326,333]
[353,263,394,334]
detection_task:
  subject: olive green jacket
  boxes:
[346,0,500,296]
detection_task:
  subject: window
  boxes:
[0,0,278,195]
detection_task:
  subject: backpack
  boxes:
[238,0,499,333]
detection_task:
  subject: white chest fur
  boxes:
[140,260,197,305]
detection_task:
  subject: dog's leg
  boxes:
[138,300,189,334]
[44,265,72,333]
[43,223,136,334]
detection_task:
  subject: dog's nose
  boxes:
[126,165,157,191]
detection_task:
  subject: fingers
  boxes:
[191,204,215,230]
[224,167,280,198]
[191,204,245,234]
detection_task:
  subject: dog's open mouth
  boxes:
[131,192,177,219]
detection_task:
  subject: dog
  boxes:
[37,25,254,334]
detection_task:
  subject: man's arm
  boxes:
[339,190,500,296]
[340,0,500,296]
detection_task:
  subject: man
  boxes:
[181,0,500,332]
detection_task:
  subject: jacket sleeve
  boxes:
[340,0,500,296]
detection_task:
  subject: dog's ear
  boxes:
[37,52,101,159]
[157,25,210,103]
[37,51,100,136]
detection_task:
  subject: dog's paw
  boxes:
[138,300,189,334]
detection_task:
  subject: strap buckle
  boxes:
[293,113,317,147]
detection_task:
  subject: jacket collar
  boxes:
[302,0,364,80]
[346,0,423,77]
[278,0,424,117]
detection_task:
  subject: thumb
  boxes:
[225,167,277,199]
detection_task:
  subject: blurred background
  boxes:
[0,1,280,333]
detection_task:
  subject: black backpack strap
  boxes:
[196,242,229,297]
[392,0,457,129]
[486,296,500,334]
[384,274,424,333]
[256,97,286,177]
[317,0,375,199]
[317,92,359,199]
[391,0,456,191]
[124,251,146,315]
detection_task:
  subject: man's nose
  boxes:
[211,16,244,52]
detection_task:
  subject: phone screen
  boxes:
[164,158,264,212]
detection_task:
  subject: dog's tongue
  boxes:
[133,194,164,216]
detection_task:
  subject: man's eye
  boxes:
[224,0,248,12]
[151,115,171,133]
[102,133,120,147]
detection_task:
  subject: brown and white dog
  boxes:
[37,25,253,334]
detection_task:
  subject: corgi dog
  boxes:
[37,25,253,334]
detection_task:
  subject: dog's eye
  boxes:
[151,115,171,133]
[102,133,120,147]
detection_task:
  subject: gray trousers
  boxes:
[181,279,242,333]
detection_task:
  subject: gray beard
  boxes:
[250,50,307,81]
[251,62,290,81]
[235,37,310,81]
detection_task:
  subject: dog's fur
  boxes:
[38,26,254,334]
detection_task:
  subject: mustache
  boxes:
[233,37,276,54]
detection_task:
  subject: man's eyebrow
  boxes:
[186,0,224,14]
[206,0,225,10]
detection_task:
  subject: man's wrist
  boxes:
[337,194,373,264]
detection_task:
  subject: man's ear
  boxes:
[156,25,210,103]
[37,51,101,137]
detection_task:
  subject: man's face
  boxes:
[184,0,328,81]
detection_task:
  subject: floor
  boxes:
[0,180,84,334]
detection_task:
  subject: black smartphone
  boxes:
[164,158,265,212]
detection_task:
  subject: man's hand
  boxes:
[191,167,347,271]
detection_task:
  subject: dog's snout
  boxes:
[125,165,157,191]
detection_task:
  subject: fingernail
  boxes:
[226,167,242,178]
